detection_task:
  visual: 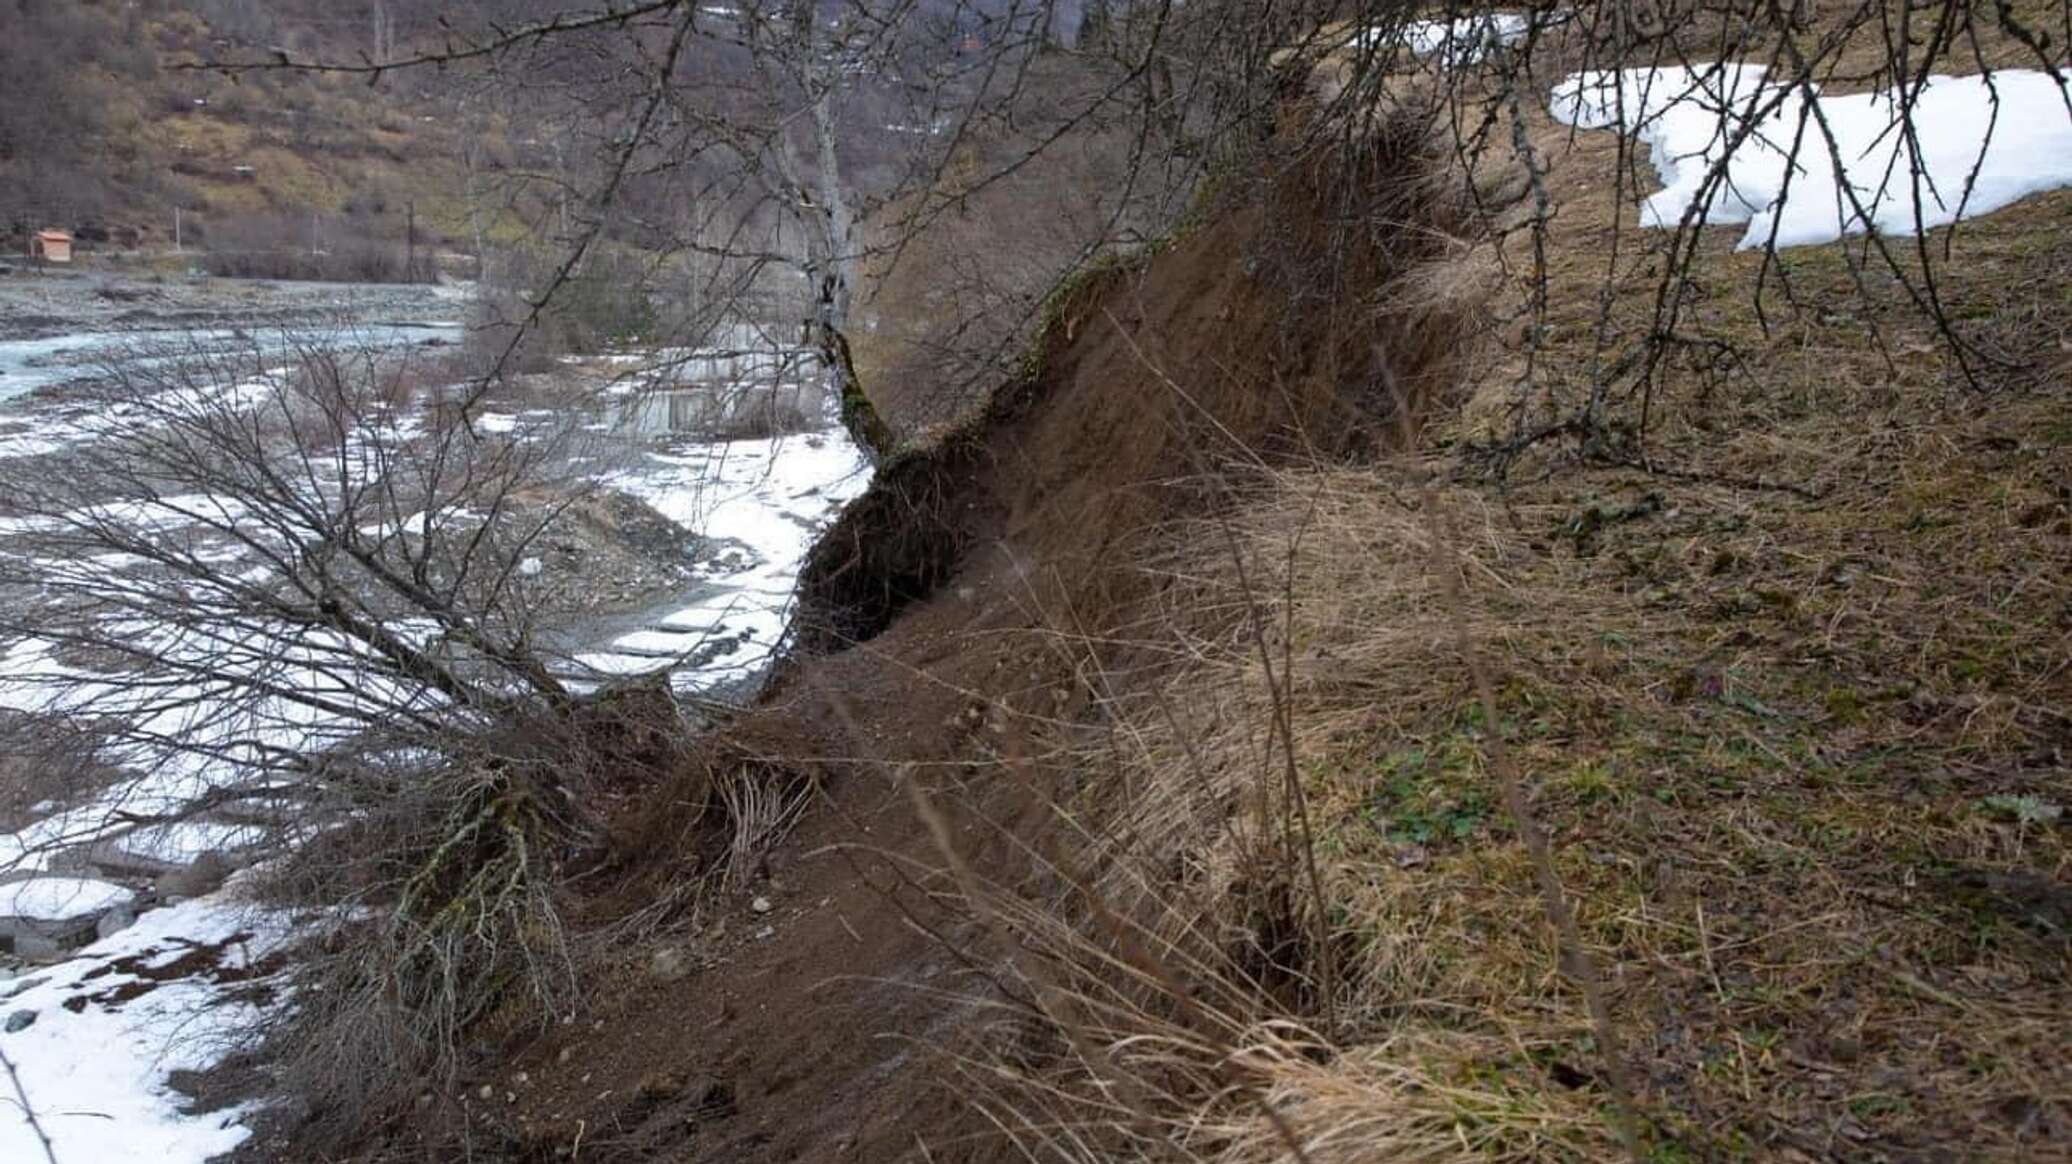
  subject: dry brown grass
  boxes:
[953,16,2071,1157]
[972,399,2066,1156]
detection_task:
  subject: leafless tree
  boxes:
[200,1,1347,444]
[0,332,706,1129]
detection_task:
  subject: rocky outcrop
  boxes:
[0,874,136,959]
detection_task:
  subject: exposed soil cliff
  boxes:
[273,116,1485,1164]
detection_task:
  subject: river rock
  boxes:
[649,946,691,982]
[0,875,137,959]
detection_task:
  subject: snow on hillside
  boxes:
[1355,12,1530,65]
[0,876,132,921]
[1550,64,2072,248]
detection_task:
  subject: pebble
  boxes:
[750,896,772,914]
[2,977,47,1002]
[4,1009,34,1033]
[650,947,690,982]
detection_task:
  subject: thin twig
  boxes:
[1,1046,61,1164]
[1390,364,1649,1162]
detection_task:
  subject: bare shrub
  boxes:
[254,679,694,1136]
[203,211,429,283]
[0,332,692,1136]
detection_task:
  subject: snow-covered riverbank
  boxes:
[0,317,870,1161]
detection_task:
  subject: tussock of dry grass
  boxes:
[923,13,2069,1159]
[948,860,1624,1164]
[999,401,2066,1156]
[988,198,2069,1156]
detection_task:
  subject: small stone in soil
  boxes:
[650,947,690,981]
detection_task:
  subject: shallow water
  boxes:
[0,320,464,402]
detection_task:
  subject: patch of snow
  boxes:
[599,428,869,683]
[0,430,65,459]
[0,886,289,1163]
[607,627,708,653]
[0,876,132,921]
[115,821,265,866]
[1352,13,1529,64]
[571,649,675,676]
[355,507,479,539]
[0,492,254,540]
[1406,14,1527,62]
[1550,64,2072,248]
[0,616,438,872]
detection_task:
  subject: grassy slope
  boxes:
[224,11,2064,1161]
[48,7,494,254]
[1036,95,2070,1164]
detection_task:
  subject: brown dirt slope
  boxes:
[283,120,1482,1164]
[268,47,2070,1161]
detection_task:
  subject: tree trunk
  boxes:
[805,79,891,459]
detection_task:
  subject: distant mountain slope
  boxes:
[0,0,526,265]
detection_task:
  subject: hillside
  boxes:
[242,77,2068,1164]
[3,4,2066,1162]
[0,1,522,269]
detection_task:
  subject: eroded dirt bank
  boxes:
[248,120,1480,1163]
[226,71,2072,1161]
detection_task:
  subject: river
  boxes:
[0,295,869,1161]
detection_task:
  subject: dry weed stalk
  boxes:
[1,1047,60,1164]
[1389,370,1647,1163]
[1099,303,1341,1037]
